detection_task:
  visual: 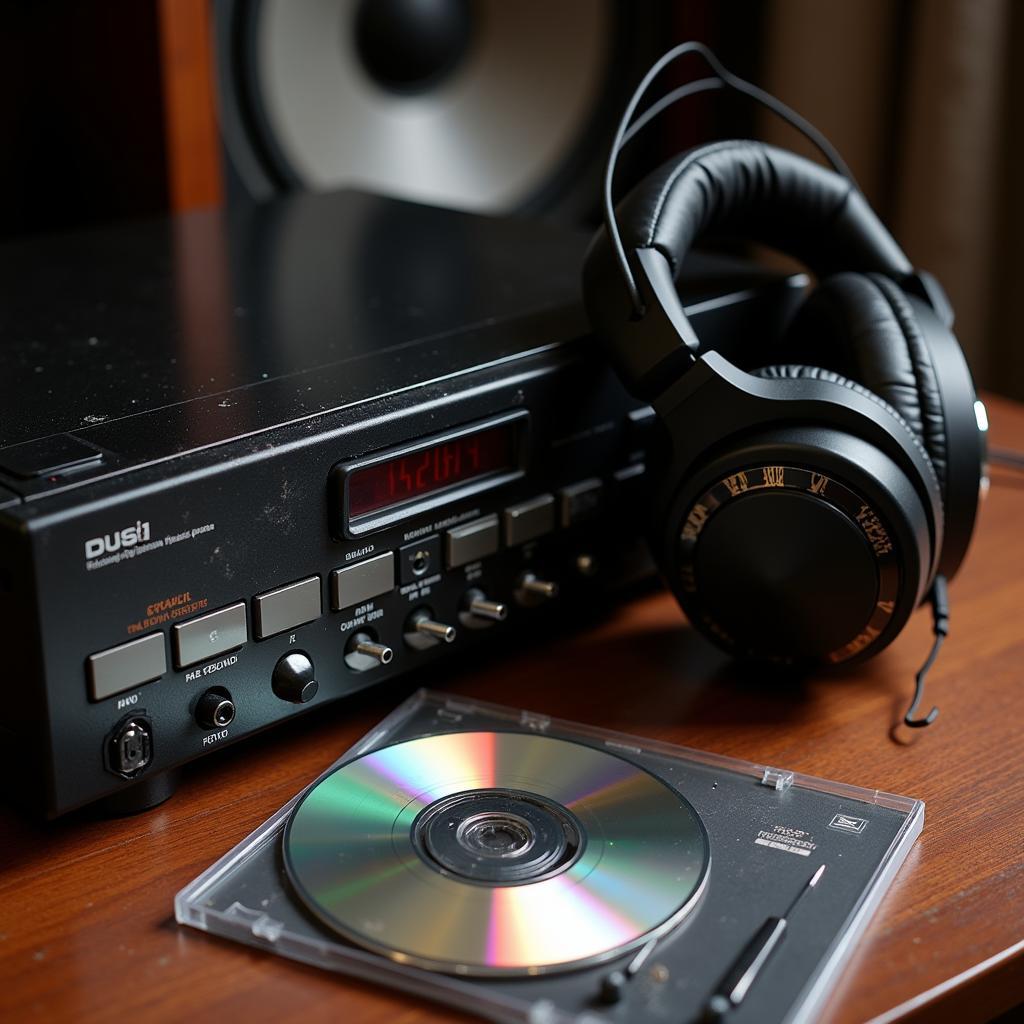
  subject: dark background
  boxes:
[0,0,1019,401]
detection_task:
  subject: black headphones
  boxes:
[583,44,986,723]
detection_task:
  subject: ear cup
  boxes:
[780,273,948,495]
[658,375,937,664]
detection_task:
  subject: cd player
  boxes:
[0,190,801,817]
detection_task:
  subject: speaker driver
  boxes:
[216,0,657,219]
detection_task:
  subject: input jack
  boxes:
[195,688,235,730]
[105,715,153,777]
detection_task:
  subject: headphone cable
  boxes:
[904,444,1024,728]
[904,576,948,728]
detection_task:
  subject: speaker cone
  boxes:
[216,0,659,219]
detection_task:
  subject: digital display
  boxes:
[347,423,518,520]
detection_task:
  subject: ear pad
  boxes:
[780,273,948,495]
[754,364,942,501]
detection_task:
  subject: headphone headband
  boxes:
[583,140,914,399]
[621,141,911,279]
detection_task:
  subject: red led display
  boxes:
[347,424,517,519]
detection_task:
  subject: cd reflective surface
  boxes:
[283,731,710,975]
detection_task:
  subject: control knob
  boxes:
[272,651,319,703]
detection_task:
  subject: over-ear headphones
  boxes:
[583,45,986,720]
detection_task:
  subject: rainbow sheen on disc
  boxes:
[283,731,709,975]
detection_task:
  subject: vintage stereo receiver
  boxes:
[0,190,801,817]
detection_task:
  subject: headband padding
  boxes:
[613,140,913,280]
[781,273,948,494]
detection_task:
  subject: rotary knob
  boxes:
[272,651,319,703]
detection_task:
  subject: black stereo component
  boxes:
[0,190,801,817]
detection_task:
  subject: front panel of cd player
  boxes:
[28,356,652,815]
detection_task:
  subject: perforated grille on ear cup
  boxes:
[754,364,942,511]
[779,273,948,492]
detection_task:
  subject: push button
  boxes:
[172,602,248,669]
[504,495,555,546]
[87,633,166,702]
[559,479,603,527]
[253,576,321,639]
[330,551,394,611]
[446,514,499,568]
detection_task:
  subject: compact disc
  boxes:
[283,730,709,975]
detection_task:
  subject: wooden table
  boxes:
[2,395,1023,1024]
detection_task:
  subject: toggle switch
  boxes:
[459,588,509,629]
[515,573,559,607]
[405,608,457,650]
[344,631,394,672]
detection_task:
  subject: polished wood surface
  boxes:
[2,396,1023,1024]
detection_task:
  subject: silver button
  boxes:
[253,576,321,639]
[504,494,555,546]
[330,551,394,611]
[173,602,248,669]
[446,514,499,568]
[87,633,166,701]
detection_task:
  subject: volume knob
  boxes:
[272,651,319,703]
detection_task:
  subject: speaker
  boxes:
[213,0,663,221]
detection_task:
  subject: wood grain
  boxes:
[2,395,1023,1023]
[157,0,223,211]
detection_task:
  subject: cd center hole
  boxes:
[457,812,534,858]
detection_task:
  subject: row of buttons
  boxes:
[330,483,606,609]
[85,473,635,703]
[87,577,323,702]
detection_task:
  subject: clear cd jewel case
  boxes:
[175,689,923,1024]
